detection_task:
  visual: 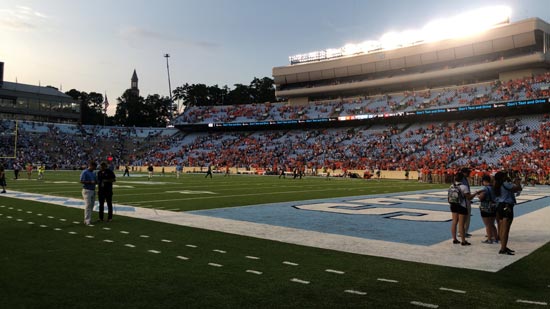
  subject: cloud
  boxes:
[0,6,49,31]
[118,26,218,49]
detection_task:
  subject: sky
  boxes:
[1,0,549,115]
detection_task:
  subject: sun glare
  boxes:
[290,6,512,64]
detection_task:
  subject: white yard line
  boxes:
[290,278,310,284]
[377,278,399,283]
[410,301,439,308]
[516,300,547,306]
[439,287,466,294]
[325,269,345,275]
[344,290,366,295]
[246,270,262,275]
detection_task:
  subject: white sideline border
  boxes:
[2,190,549,272]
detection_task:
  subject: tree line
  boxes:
[67,77,276,127]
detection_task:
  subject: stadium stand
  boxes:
[174,73,550,126]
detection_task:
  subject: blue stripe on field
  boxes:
[190,188,550,246]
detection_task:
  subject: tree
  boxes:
[172,83,191,107]
[114,89,144,126]
[172,76,275,107]
[207,84,228,106]
[144,94,172,127]
[113,90,172,127]
[250,77,276,103]
[227,83,252,105]
[66,89,105,125]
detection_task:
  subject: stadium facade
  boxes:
[0,62,80,123]
[273,18,550,104]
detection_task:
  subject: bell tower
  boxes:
[131,69,139,96]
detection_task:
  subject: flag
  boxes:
[104,93,109,113]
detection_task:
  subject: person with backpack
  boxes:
[475,175,498,244]
[494,171,522,255]
[448,172,475,246]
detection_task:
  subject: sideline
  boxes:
[1,188,549,272]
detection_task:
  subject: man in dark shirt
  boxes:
[97,162,116,222]
[205,164,213,178]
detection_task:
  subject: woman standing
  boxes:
[475,175,498,244]
[449,173,474,246]
[494,171,522,255]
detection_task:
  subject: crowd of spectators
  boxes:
[175,72,550,125]
[0,120,177,171]
[144,114,550,183]
[1,74,549,184]
[2,115,549,183]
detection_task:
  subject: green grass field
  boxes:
[0,171,548,308]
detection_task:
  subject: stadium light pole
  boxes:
[164,53,174,119]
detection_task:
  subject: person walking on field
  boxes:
[26,163,33,180]
[176,163,183,179]
[147,164,154,180]
[38,164,45,180]
[80,161,97,225]
[97,162,116,222]
[205,164,213,178]
[13,162,21,180]
[0,164,7,193]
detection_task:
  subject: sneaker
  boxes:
[499,249,514,255]
[481,239,493,244]
[465,233,472,238]
[1,190,6,193]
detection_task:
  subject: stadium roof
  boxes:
[1,81,71,98]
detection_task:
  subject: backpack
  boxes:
[479,186,497,213]
[448,183,465,206]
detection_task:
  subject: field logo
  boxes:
[295,199,450,222]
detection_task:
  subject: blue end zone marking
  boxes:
[384,211,434,221]
[63,201,85,207]
[112,206,135,212]
[36,197,71,202]
[191,188,550,246]
[93,205,135,212]
[13,193,40,198]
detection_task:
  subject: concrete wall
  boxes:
[124,166,419,180]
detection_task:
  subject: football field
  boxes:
[1,171,549,308]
